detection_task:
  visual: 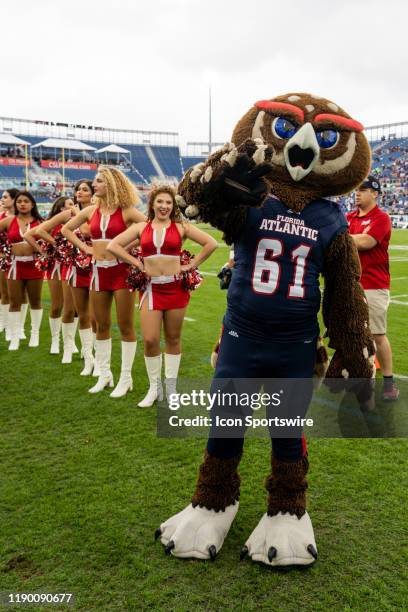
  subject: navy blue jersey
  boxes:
[224,196,348,341]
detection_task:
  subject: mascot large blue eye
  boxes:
[272,116,297,139]
[316,129,339,149]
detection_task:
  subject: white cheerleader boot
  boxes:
[92,332,101,376]
[0,303,5,333]
[61,322,75,363]
[92,358,101,377]
[110,341,137,398]
[164,353,181,400]
[79,328,95,376]
[72,316,79,354]
[241,512,317,567]
[28,308,43,347]
[137,355,163,407]
[157,503,239,560]
[49,316,62,354]
[20,303,29,340]
[89,338,114,393]
[4,305,11,341]
[8,311,21,351]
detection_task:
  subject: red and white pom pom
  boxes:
[180,249,193,267]
[74,231,92,270]
[55,234,76,266]
[126,267,149,292]
[125,248,149,292]
[34,239,57,272]
[128,246,142,259]
[0,233,11,271]
[180,249,203,291]
[182,267,203,291]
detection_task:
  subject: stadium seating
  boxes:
[0,165,26,178]
[127,145,157,181]
[62,168,96,182]
[182,157,206,172]
[0,130,406,211]
[151,146,183,178]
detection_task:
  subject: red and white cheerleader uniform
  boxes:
[139,221,190,311]
[45,225,91,287]
[89,207,129,291]
[0,211,10,333]
[88,208,137,397]
[69,261,92,289]
[7,217,43,280]
[67,225,92,289]
[0,211,10,270]
[45,224,63,281]
[7,217,43,349]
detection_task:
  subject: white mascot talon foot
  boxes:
[156,502,239,560]
[242,511,317,567]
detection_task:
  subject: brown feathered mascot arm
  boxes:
[322,231,375,381]
[177,140,273,245]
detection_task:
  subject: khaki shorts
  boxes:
[364,289,390,335]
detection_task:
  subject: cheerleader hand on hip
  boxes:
[131,260,145,273]
[82,244,94,257]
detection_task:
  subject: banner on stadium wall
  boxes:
[0,157,29,166]
[40,160,98,170]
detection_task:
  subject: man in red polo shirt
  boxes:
[347,175,399,401]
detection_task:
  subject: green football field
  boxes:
[0,229,407,611]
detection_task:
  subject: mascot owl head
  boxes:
[231,92,371,210]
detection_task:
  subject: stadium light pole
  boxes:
[61,147,65,196]
[24,144,29,190]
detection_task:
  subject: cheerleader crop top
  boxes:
[8,217,40,245]
[140,221,182,258]
[89,207,127,241]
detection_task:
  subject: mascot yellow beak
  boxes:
[284,123,320,182]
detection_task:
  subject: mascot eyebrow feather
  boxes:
[255,100,305,123]
[312,114,364,132]
[156,91,375,569]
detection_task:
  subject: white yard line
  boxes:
[391,294,408,299]
[390,245,408,250]
[392,277,408,281]
[201,271,218,276]
[184,317,196,322]
[390,300,408,306]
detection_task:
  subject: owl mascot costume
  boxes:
[155,93,375,567]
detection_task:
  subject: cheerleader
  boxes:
[0,191,43,350]
[107,184,218,407]
[62,166,146,397]
[24,196,83,363]
[0,188,17,336]
[0,188,30,340]
[69,180,96,375]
